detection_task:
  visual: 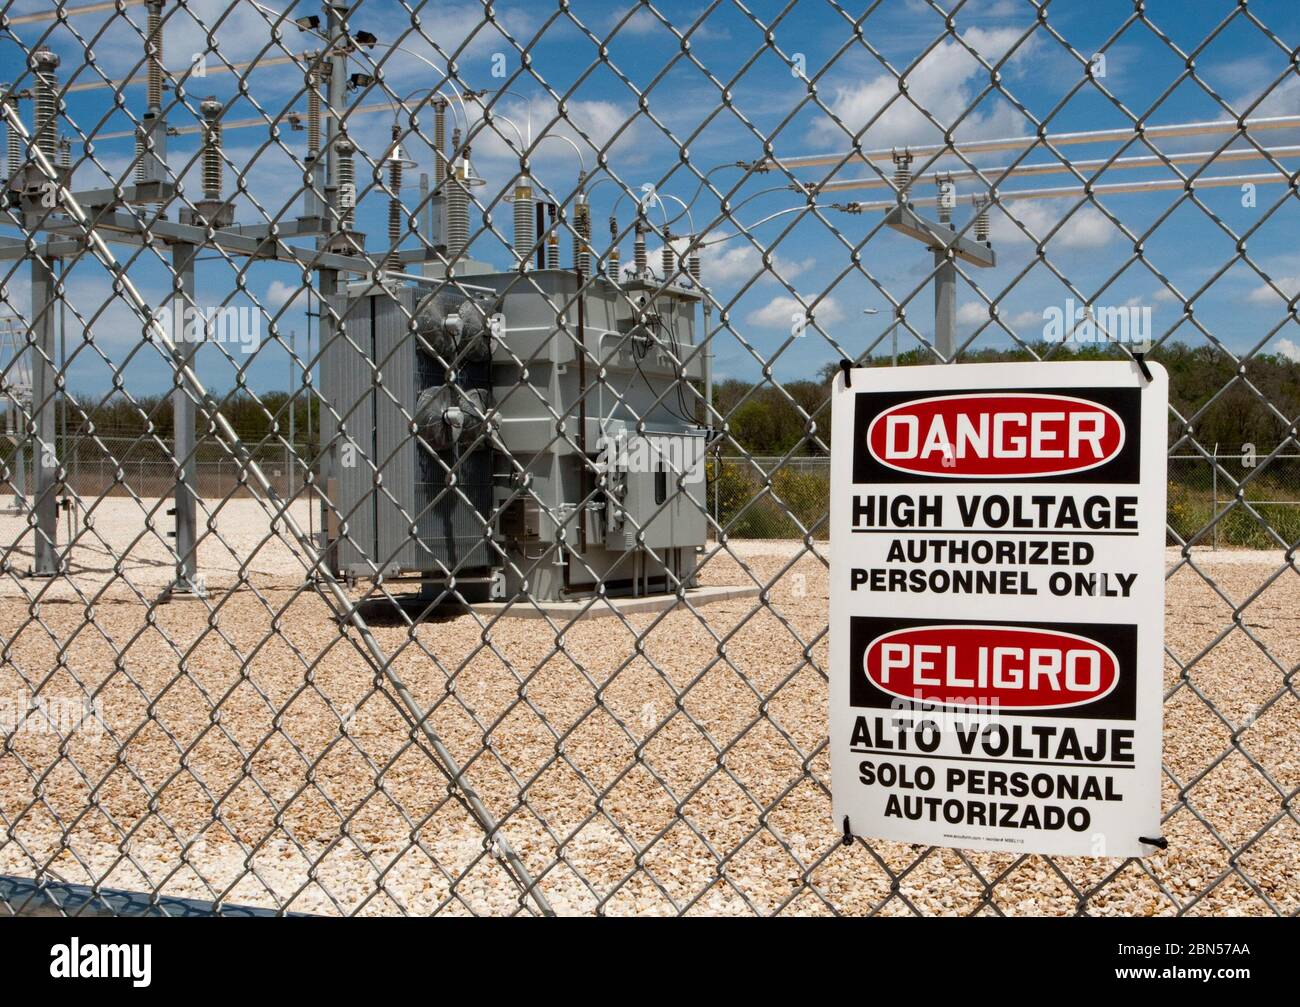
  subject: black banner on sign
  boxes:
[851,385,1142,484]
[848,615,1138,720]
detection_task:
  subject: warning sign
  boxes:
[829,361,1167,857]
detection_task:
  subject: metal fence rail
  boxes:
[0,0,1298,916]
[2,435,319,499]
[712,452,1300,544]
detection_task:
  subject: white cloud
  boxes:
[468,97,647,171]
[808,27,1037,149]
[606,6,669,36]
[1247,275,1300,305]
[957,301,1040,332]
[1232,66,1300,119]
[1007,309,1046,331]
[746,294,843,329]
[265,280,309,311]
[689,235,814,285]
[991,199,1115,250]
[1274,338,1300,363]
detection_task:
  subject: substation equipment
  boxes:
[9,3,1274,603]
[1,1,710,604]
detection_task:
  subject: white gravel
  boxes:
[0,498,1296,915]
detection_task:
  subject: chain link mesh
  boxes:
[0,0,1297,916]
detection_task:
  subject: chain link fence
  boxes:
[3,435,319,499]
[715,450,1300,545]
[1,0,1298,916]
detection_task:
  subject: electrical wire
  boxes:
[701,204,829,246]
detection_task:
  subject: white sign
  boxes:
[829,361,1167,858]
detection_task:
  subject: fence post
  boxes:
[714,452,721,531]
[1212,442,1218,551]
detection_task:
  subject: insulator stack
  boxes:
[513,177,533,268]
[434,100,447,185]
[608,216,621,278]
[200,97,223,200]
[634,220,648,275]
[58,136,70,169]
[974,195,990,242]
[145,1,164,112]
[336,136,355,231]
[574,195,591,275]
[6,94,24,177]
[446,179,469,261]
[662,228,675,280]
[688,242,701,285]
[892,149,913,200]
[306,66,321,156]
[445,129,469,261]
[387,124,403,268]
[545,204,560,269]
[33,47,60,162]
[937,175,953,225]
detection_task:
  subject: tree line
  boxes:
[711,342,1300,456]
[23,340,1300,458]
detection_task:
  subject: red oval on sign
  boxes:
[865,393,1124,478]
[863,625,1120,710]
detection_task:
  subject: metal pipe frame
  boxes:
[167,240,202,596]
[27,254,59,576]
[814,143,1300,195]
[836,170,1296,215]
[769,114,1300,171]
[3,212,371,272]
[0,72,556,920]
[3,0,149,26]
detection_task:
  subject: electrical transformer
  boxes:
[319,266,708,604]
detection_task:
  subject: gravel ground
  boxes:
[1,498,1297,915]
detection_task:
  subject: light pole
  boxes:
[861,307,883,365]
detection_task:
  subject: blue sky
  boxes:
[2,0,1299,401]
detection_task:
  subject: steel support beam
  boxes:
[318,2,348,576]
[934,253,956,361]
[883,205,993,362]
[28,255,58,576]
[167,241,203,596]
[884,205,996,267]
[39,212,368,272]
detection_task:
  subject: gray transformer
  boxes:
[319,269,708,603]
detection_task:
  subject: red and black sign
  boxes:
[852,386,1141,484]
[848,615,1137,719]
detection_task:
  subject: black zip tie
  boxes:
[839,358,853,387]
[1139,835,1168,850]
[1133,351,1153,383]
[841,815,853,846]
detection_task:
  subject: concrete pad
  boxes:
[472,585,760,620]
